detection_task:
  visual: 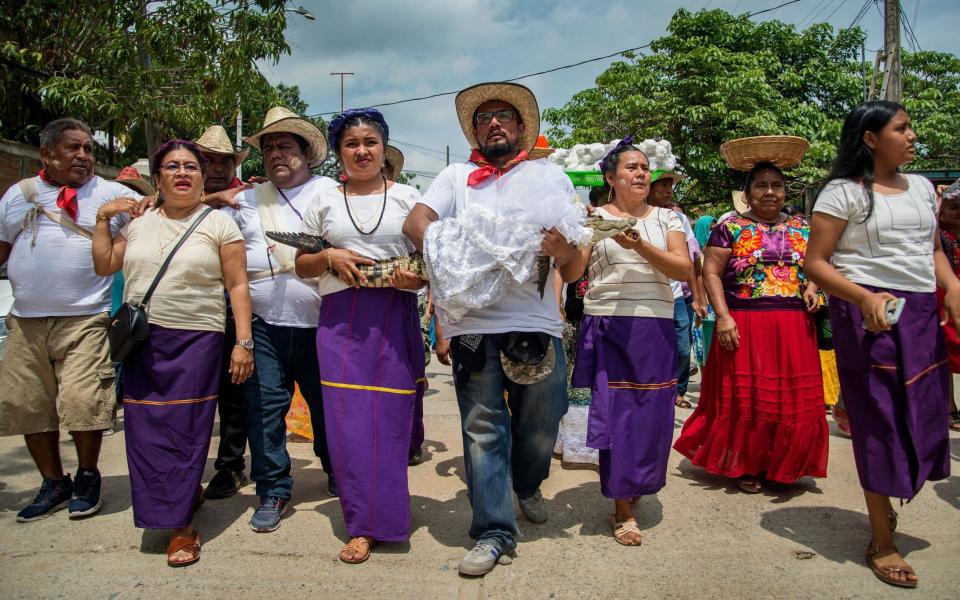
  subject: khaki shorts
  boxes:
[0,313,115,436]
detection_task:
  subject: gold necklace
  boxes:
[157,209,190,257]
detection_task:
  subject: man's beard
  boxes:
[479,138,518,162]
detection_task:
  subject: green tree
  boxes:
[544,8,866,208]
[902,50,960,169]
[1,0,293,165]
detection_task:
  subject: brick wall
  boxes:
[0,139,120,196]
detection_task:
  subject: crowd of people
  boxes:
[0,81,955,587]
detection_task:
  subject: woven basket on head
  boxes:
[720,136,809,172]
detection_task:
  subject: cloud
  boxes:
[257,0,959,187]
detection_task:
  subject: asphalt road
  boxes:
[1,364,958,599]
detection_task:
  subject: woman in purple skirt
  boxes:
[807,101,960,588]
[92,140,253,567]
[559,137,691,546]
[296,108,426,564]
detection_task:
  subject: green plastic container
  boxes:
[565,170,605,187]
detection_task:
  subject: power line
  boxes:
[306,0,808,117]
[822,0,853,24]
[392,138,469,161]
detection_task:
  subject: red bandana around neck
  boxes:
[38,168,79,221]
[227,177,244,190]
[467,149,529,188]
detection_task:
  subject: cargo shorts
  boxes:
[0,312,115,436]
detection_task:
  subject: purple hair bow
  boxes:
[328,107,390,152]
[599,135,635,173]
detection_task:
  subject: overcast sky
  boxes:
[258,0,960,186]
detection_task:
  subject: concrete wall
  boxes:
[0,139,121,196]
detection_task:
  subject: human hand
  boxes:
[386,268,426,290]
[612,230,643,251]
[435,337,451,365]
[203,185,250,209]
[716,314,740,351]
[802,284,820,313]
[540,227,576,262]
[327,248,376,287]
[858,291,898,332]
[229,346,254,384]
[247,176,268,185]
[98,197,141,220]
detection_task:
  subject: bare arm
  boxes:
[690,254,708,318]
[558,244,592,283]
[221,239,254,384]
[403,204,439,252]
[616,230,691,281]
[703,245,739,350]
[805,212,897,332]
[933,233,960,331]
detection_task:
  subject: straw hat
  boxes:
[455,82,540,153]
[244,107,329,168]
[527,135,556,160]
[196,125,249,163]
[720,135,809,171]
[115,166,155,196]
[650,170,687,185]
[384,145,405,180]
[732,190,750,214]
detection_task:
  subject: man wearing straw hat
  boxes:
[228,107,338,532]
[404,82,577,576]
[192,125,257,501]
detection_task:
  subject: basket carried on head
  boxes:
[720,136,809,172]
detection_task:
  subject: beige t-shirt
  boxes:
[584,205,684,319]
[122,207,244,332]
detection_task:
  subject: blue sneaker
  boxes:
[250,496,289,532]
[68,468,103,518]
[17,476,73,523]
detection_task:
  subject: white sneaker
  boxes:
[459,542,501,576]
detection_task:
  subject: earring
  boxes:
[607,186,614,204]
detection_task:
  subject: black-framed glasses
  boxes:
[161,161,201,174]
[475,110,516,125]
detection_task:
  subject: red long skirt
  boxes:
[936,288,960,373]
[673,309,828,483]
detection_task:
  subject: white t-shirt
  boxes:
[419,159,571,339]
[813,174,937,293]
[226,175,338,327]
[0,175,134,317]
[301,182,421,297]
[122,208,243,332]
[584,205,684,319]
[670,211,697,300]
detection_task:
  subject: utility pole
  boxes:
[330,72,354,113]
[881,0,902,102]
[446,145,450,166]
[236,108,243,179]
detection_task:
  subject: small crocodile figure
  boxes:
[533,215,639,298]
[265,230,427,287]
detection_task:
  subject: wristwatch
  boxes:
[235,339,255,350]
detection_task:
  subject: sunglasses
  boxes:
[475,110,516,125]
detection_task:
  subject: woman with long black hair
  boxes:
[806,101,960,588]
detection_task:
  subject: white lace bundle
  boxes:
[548,138,679,173]
[424,165,590,323]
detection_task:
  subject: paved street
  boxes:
[1,364,958,599]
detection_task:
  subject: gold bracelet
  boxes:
[95,214,110,223]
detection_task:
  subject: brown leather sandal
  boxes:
[675,396,692,409]
[166,530,201,568]
[737,476,762,494]
[339,536,374,564]
[865,544,917,588]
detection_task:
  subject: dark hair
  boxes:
[331,116,387,157]
[151,139,207,207]
[743,162,785,194]
[262,131,309,154]
[328,108,390,157]
[39,118,94,150]
[823,100,905,221]
[601,145,648,201]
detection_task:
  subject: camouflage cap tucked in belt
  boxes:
[500,342,556,385]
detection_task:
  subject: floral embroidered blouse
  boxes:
[941,228,960,275]
[708,213,810,311]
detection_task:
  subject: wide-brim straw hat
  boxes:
[196,125,250,164]
[115,165,155,196]
[732,190,750,214]
[244,107,329,168]
[455,82,540,153]
[720,135,809,171]
[384,145,404,180]
[527,134,556,160]
[650,170,687,184]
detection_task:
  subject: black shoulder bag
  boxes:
[108,208,214,362]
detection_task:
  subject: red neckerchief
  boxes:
[37,168,79,221]
[467,149,529,187]
[227,177,244,189]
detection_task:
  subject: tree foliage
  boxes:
[903,50,960,169]
[1,0,295,164]
[545,8,944,209]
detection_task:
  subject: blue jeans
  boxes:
[454,335,568,551]
[244,316,331,499]
[674,297,692,397]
